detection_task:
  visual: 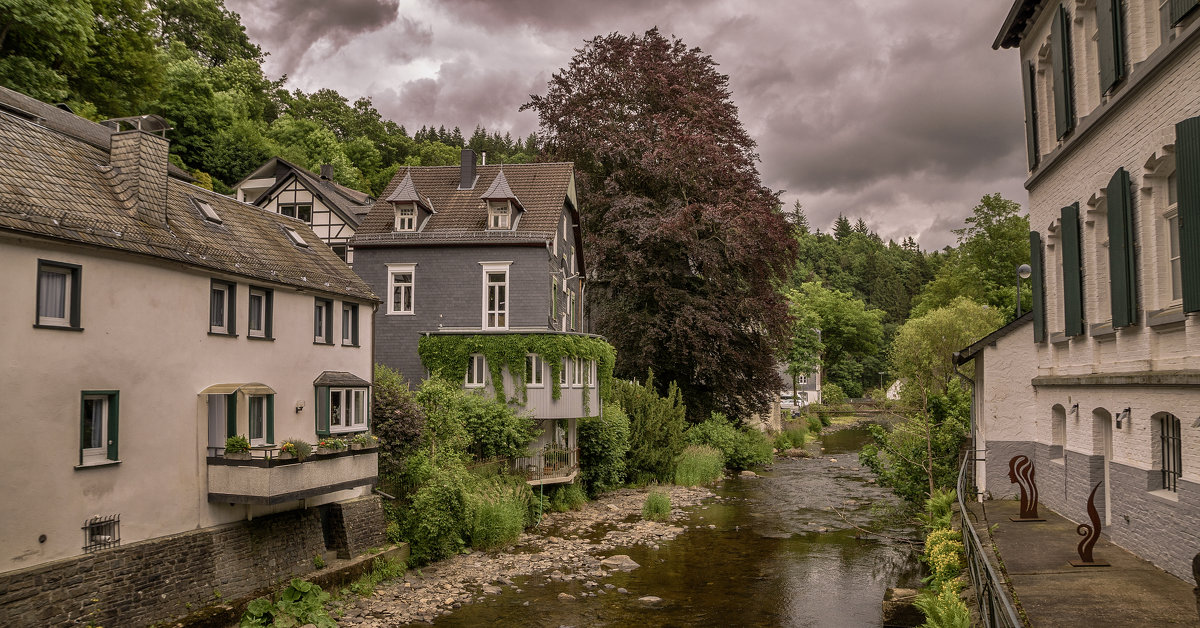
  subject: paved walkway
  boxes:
[964,499,1199,627]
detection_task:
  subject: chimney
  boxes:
[110,130,169,227]
[320,164,333,180]
[460,149,476,189]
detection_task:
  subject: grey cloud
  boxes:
[433,0,714,33]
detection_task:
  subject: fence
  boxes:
[958,453,1024,628]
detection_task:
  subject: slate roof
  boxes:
[479,169,523,208]
[356,162,575,237]
[994,0,1042,49]
[240,157,374,225]
[0,107,377,302]
[384,171,428,208]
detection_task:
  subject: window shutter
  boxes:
[1023,62,1040,170]
[1031,231,1047,342]
[316,387,331,436]
[1170,0,1199,26]
[264,290,273,339]
[266,394,275,444]
[1106,168,1138,326]
[226,394,237,439]
[107,392,119,461]
[1061,203,1085,336]
[228,284,237,335]
[1178,116,1200,312]
[1052,5,1076,140]
[1096,0,1125,93]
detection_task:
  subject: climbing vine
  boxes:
[417,334,616,415]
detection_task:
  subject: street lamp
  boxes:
[1016,264,1032,316]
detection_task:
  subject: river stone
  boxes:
[882,588,922,627]
[558,592,577,601]
[638,596,663,604]
[482,585,502,595]
[784,448,811,458]
[601,555,640,570]
[739,470,757,477]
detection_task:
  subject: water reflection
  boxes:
[434,426,920,627]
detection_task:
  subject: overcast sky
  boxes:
[226,0,1028,250]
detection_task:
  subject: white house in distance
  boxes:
[965,0,1200,581]
[233,157,374,264]
[0,86,384,626]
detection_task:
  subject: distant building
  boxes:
[0,86,383,625]
[233,157,374,263]
[778,362,822,406]
[968,0,1200,580]
[350,149,604,485]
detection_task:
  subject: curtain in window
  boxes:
[39,269,67,319]
[249,294,263,331]
[83,398,103,449]
[210,287,225,327]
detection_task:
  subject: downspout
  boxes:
[952,354,978,502]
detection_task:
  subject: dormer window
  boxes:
[193,198,221,224]
[395,204,416,231]
[489,202,511,230]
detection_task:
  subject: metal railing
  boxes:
[513,446,579,482]
[958,453,1024,628]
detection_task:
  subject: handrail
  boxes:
[958,453,1024,628]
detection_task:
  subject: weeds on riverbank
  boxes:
[773,427,809,450]
[642,490,671,521]
[914,490,969,628]
[674,445,724,486]
[240,579,335,628]
[548,483,589,512]
[686,413,772,470]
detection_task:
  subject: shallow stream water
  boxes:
[431,426,921,627]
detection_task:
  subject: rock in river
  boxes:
[600,555,640,571]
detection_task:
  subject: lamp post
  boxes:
[1017,264,1032,316]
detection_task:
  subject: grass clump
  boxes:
[548,483,589,512]
[642,490,671,522]
[673,445,724,486]
[468,477,531,550]
[773,427,809,450]
[344,557,406,598]
[685,413,773,471]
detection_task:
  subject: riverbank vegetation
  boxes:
[914,490,969,628]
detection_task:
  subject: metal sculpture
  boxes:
[1070,482,1109,567]
[1007,455,1045,521]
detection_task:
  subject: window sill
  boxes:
[247,335,274,342]
[313,340,334,346]
[1148,488,1179,503]
[528,384,545,389]
[327,428,369,435]
[75,459,121,470]
[1050,332,1071,346]
[341,342,360,348]
[1147,305,1185,329]
[33,324,83,332]
[1049,457,1065,465]
[208,331,238,338]
[1089,321,1116,338]
[386,312,415,316]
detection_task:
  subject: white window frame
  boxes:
[342,302,358,345]
[797,374,808,386]
[387,263,416,315]
[466,354,486,388]
[248,287,267,338]
[526,354,544,388]
[81,394,109,464]
[571,357,582,387]
[1165,170,1181,304]
[37,263,74,327]
[314,299,331,344]
[280,203,312,223]
[395,204,416,231]
[568,291,577,331]
[489,201,511,230]
[480,261,512,330]
[248,395,267,446]
[210,281,233,335]
[560,358,569,386]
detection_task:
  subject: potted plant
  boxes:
[317,437,347,455]
[278,439,311,461]
[224,435,251,460]
[350,433,375,450]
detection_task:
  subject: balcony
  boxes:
[207,447,378,505]
[512,446,579,486]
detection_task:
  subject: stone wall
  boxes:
[0,496,387,627]
[320,495,388,559]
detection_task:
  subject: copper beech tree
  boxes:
[523,28,797,422]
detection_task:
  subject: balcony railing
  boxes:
[512,446,579,485]
[207,446,378,505]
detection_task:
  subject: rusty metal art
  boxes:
[1007,455,1045,521]
[1070,482,1109,567]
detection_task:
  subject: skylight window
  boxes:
[284,227,309,248]
[194,198,222,223]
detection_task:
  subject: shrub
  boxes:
[807,415,824,432]
[373,363,425,475]
[224,435,250,454]
[673,445,724,486]
[385,521,403,544]
[773,427,808,450]
[919,488,956,533]
[913,581,969,628]
[240,579,334,628]
[459,392,539,460]
[822,382,847,404]
[923,528,964,588]
[859,389,969,504]
[642,490,671,522]
[346,557,405,597]
[403,462,472,564]
[548,483,588,512]
[312,553,325,569]
[468,489,527,550]
[611,372,686,484]
[578,403,631,496]
[686,413,773,470]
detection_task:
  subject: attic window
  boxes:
[284,227,309,248]
[488,202,510,230]
[395,204,416,231]
[194,198,221,224]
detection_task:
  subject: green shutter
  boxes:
[226,393,237,439]
[70,266,82,328]
[78,393,87,465]
[1097,0,1126,93]
[106,392,119,461]
[315,386,330,436]
[264,290,274,339]
[228,283,237,335]
[1062,203,1085,336]
[1170,0,1199,26]
[1052,5,1076,140]
[1023,62,1039,169]
[1179,116,1200,312]
[1031,231,1047,342]
[266,394,275,444]
[1106,168,1138,327]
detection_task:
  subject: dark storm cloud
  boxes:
[227,0,408,77]
[231,0,1030,249]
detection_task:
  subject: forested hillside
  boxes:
[0,0,535,196]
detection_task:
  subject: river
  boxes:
[422,425,922,627]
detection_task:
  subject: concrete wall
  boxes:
[0,235,375,575]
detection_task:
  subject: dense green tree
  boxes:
[782,287,823,397]
[890,297,1003,404]
[832,214,853,240]
[791,281,884,398]
[154,0,261,66]
[524,28,797,422]
[71,0,163,117]
[0,0,94,102]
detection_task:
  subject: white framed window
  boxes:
[569,291,577,331]
[248,287,270,338]
[551,277,559,321]
[481,262,511,329]
[36,260,80,329]
[466,354,486,388]
[571,357,582,387]
[526,354,544,387]
[571,247,577,276]
[210,280,235,335]
[280,203,312,222]
[387,264,415,315]
[314,298,332,344]
[489,202,511,229]
[1166,170,1181,303]
[248,395,267,446]
[317,386,368,435]
[797,374,808,385]
[395,204,416,231]
[80,393,117,465]
[342,302,359,345]
[560,358,569,386]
